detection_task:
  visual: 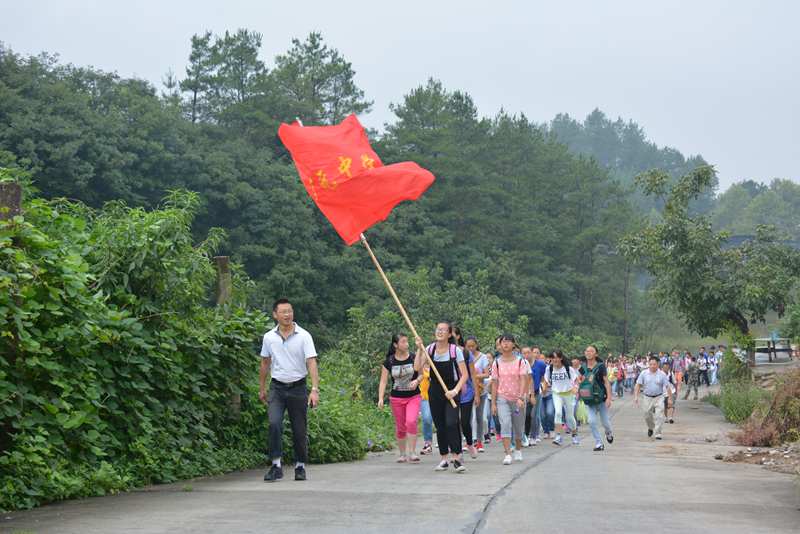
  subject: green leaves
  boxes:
[622,165,800,339]
[0,191,270,511]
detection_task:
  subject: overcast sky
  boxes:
[2,0,798,191]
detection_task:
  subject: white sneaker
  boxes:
[571,435,580,445]
[521,434,529,447]
[533,437,542,445]
[502,454,512,465]
[513,450,523,462]
[553,434,562,446]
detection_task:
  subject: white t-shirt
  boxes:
[260,323,317,383]
[544,365,576,393]
[474,353,492,390]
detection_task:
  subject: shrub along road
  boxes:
[3,394,797,534]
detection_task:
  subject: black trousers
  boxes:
[524,401,533,436]
[429,389,462,456]
[459,402,473,446]
[699,370,710,387]
[268,379,308,463]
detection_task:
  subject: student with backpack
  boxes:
[683,356,701,400]
[491,333,531,465]
[698,347,710,387]
[377,333,425,462]
[467,336,490,453]
[424,321,469,473]
[418,364,434,455]
[528,348,547,445]
[542,350,579,446]
[453,327,478,458]
[578,345,614,451]
[661,362,676,425]
[624,359,636,392]
[539,352,556,440]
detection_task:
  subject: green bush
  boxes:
[720,348,751,383]
[715,381,771,424]
[0,188,272,511]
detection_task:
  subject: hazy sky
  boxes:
[2,0,798,190]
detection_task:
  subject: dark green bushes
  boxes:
[0,184,394,511]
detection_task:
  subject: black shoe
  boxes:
[264,464,283,482]
[294,465,306,481]
[452,459,466,473]
[669,419,674,424]
[593,443,604,451]
[647,429,654,437]
[605,431,614,444]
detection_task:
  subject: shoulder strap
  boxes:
[449,344,461,379]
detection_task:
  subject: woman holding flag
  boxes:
[422,322,469,473]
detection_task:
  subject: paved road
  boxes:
[3,395,798,534]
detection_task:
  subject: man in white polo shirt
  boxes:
[634,355,670,440]
[259,298,320,482]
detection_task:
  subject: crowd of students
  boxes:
[378,323,724,472]
[257,299,720,482]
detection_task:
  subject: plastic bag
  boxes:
[576,400,589,424]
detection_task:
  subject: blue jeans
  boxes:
[540,394,555,434]
[420,398,433,443]
[586,401,613,444]
[528,392,542,439]
[624,377,634,390]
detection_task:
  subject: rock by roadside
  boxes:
[723,442,800,475]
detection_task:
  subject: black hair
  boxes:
[649,355,660,363]
[435,320,456,345]
[550,349,570,369]
[587,344,599,356]
[453,325,465,347]
[499,333,516,343]
[387,333,409,358]
[465,335,480,351]
[272,298,291,312]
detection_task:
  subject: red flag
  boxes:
[278,115,435,245]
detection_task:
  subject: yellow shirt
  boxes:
[420,368,430,400]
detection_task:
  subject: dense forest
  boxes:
[3,29,798,510]
[0,30,726,351]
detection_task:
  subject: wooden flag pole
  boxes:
[292,118,456,407]
[359,233,457,407]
